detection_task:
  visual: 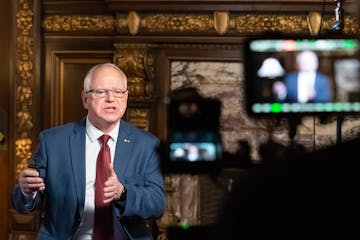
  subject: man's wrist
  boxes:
[119,186,127,201]
[21,189,37,199]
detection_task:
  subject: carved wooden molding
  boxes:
[126,109,150,131]
[14,0,35,179]
[43,12,360,35]
[42,15,116,32]
[114,43,156,100]
[114,43,158,130]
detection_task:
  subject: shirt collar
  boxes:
[85,117,120,143]
[298,70,316,77]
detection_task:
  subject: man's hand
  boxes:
[103,164,124,203]
[19,168,45,196]
[273,81,287,100]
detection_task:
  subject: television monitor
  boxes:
[243,35,360,117]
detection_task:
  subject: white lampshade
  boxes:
[257,57,285,78]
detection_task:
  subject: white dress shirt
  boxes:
[73,117,119,239]
[297,71,316,103]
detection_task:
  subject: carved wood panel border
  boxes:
[42,12,359,36]
[13,0,41,181]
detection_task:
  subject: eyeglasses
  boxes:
[86,88,128,98]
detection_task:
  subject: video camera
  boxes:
[160,87,223,174]
[160,34,360,174]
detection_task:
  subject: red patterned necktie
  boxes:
[93,134,114,240]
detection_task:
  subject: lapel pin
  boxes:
[123,138,130,143]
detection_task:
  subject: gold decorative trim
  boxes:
[114,43,155,100]
[322,16,360,34]
[127,109,150,131]
[15,138,32,177]
[43,15,116,32]
[127,11,141,35]
[114,43,157,130]
[213,11,230,35]
[43,12,359,35]
[15,0,35,179]
[141,14,212,32]
[307,12,322,36]
[232,14,305,33]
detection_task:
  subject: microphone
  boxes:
[329,0,344,32]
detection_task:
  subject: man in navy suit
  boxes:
[12,63,166,240]
[273,50,332,103]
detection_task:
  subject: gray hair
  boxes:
[296,50,319,71]
[83,63,127,91]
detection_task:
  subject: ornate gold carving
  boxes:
[213,11,230,35]
[17,111,33,134]
[15,138,32,177]
[42,15,116,32]
[307,12,322,36]
[232,14,304,33]
[127,11,141,35]
[321,16,360,34]
[141,14,212,32]
[343,16,360,34]
[114,44,155,100]
[127,109,149,131]
[45,12,359,35]
[15,0,34,178]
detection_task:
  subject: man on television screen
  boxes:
[273,50,332,103]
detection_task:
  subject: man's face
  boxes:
[297,51,319,72]
[81,66,128,132]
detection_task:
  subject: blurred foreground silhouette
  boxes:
[214,137,360,239]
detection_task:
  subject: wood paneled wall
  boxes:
[6,0,360,239]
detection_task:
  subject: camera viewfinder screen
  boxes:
[170,142,219,162]
[244,36,360,116]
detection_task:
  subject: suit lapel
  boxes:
[113,120,133,178]
[69,120,86,217]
